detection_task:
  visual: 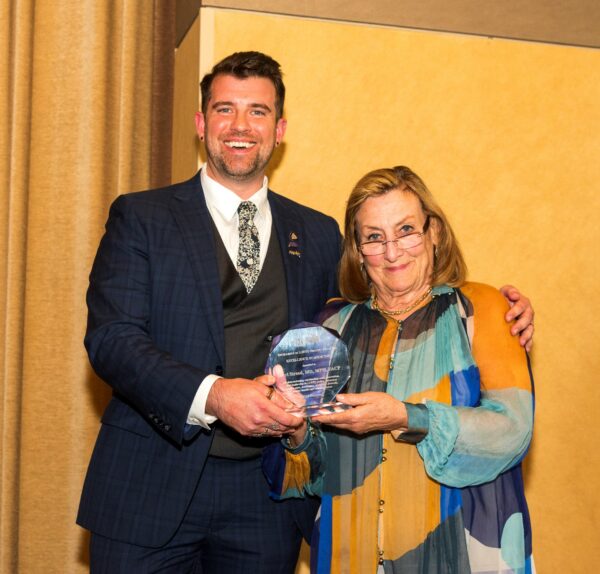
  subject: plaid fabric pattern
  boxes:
[78,172,343,549]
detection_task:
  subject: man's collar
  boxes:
[200,165,269,221]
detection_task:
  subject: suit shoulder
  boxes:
[112,173,201,211]
[268,190,338,226]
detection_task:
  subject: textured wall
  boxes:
[196,8,600,572]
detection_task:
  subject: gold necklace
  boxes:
[372,286,433,317]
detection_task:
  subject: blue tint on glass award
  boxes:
[266,322,351,417]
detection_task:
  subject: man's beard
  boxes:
[206,138,275,183]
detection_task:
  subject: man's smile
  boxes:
[224,140,256,149]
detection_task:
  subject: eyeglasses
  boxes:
[359,216,430,256]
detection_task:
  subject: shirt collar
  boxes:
[200,165,269,222]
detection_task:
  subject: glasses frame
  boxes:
[359,216,430,256]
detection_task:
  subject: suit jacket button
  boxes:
[164,424,171,432]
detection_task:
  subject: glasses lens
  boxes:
[360,232,424,255]
[398,233,423,250]
[360,241,384,255]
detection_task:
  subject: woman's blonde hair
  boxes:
[339,166,467,303]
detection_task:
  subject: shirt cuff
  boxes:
[406,402,430,432]
[392,402,430,444]
[187,374,220,429]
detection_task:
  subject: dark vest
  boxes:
[208,222,289,459]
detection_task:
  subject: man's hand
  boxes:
[500,284,534,352]
[270,364,309,446]
[311,392,407,435]
[205,375,303,437]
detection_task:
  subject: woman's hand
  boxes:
[312,392,408,435]
[286,419,309,448]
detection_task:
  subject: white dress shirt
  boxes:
[187,167,272,428]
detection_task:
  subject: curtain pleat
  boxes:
[151,1,175,188]
[0,2,175,571]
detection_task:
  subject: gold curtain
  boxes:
[0,1,174,571]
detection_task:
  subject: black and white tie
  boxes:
[236,201,260,293]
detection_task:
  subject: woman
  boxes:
[264,166,535,573]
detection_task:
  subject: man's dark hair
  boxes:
[200,51,285,120]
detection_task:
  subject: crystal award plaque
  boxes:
[266,322,351,417]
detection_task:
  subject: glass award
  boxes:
[266,322,352,417]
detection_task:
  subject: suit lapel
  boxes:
[270,193,306,326]
[169,182,309,360]
[170,174,225,363]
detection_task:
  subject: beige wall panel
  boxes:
[200,8,600,572]
[173,14,201,182]
[204,0,600,48]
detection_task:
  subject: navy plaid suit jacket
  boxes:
[77,172,342,547]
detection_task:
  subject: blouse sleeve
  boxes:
[262,421,327,500]
[415,283,534,487]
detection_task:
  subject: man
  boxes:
[78,52,534,573]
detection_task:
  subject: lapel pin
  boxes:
[288,232,301,257]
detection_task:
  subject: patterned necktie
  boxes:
[236,201,260,293]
